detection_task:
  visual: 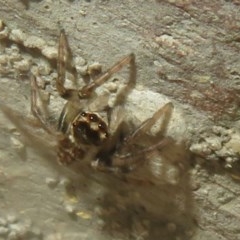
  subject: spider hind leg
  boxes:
[94,102,174,172]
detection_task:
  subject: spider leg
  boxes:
[57,29,136,102]
[79,53,136,99]
[108,102,174,171]
[111,138,170,169]
[125,102,174,144]
[56,29,67,96]
[56,29,78,100]
[30,75,54,134]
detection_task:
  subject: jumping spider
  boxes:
[2,30,174,177]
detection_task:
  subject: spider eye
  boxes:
[89,114,98,122]
[98,122,106,130]
[81,112,86,117]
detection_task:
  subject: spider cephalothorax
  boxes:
[70,111,108,146]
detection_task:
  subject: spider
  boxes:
[1,29,174,177]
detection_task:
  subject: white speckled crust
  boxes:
[24,36,46,49]
[41,46,58,59]
[9,29,27,43]
[190,126,240,167]
[0,215,42,240]
[13,59,31,72]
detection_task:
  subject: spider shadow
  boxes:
[99,143,195,239]
[68,141,197,240]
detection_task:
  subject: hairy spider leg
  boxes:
[56,29,79,100]
[79,53,136,99]
[56,29,136,101]
[110,102,173,168]
[126,102,174,144]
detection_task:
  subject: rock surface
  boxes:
[0,1,240,239]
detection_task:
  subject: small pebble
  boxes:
[13,59,31,72]
[9,29,26,43]
[79,9,87,16]
[105,81,118,92]
[37,62,51,75]
[24,36,46,49]
[205,137,222,151]
[10,136,25,150]
[77,65,88,76]
[225,156,234,164]
[64,203,77,215]
[87,62,102,75]
[41,46,58,59]
[9,45,21,61]
[74,56,86,66]
[45,177,59,189]
[76,211,92,219]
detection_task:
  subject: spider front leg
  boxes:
[56,29,79,100]
[79,52,136,100]
[57,29,136,102]
[125,102,174,144]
